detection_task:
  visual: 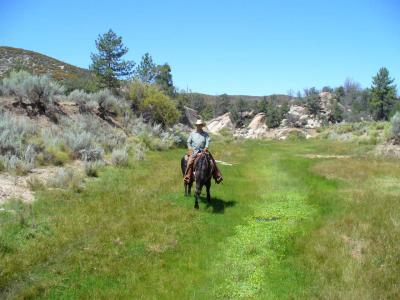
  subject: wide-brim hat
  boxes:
[195,119,205,126]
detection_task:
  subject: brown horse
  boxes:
[181,152,214,209]
[193,152,214,209]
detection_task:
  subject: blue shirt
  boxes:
[187,130,210,156]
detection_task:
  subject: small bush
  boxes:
[63,131,94,157]
[94,89,130,117]
[42,146,70,166]
[1,71,64,114]
[133,143,145,161]
[26,176,45,191]
[84,161,103,177]
[391,112,400,143]
[287,130,306,141]
[111,148,129,166]
[0,155,32,175]
[80,147,104,162]
[68,89,98,113]
[50,168,83,191]
[0,111,37,157]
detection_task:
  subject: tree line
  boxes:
[75,29,399,128]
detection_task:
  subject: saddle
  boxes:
[194,152,215,171]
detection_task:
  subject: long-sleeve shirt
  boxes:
[187,130,210,156]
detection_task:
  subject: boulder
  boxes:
[246,113,268,138]
[248,113,266,131]
[206,112,234,134]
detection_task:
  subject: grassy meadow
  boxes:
[0,138,399,299]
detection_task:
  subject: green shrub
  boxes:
[129,81,180,127]
[42,146,70,166]
[139,89,180,127]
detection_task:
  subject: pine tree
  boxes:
[258,96,268,113]
[369,67,397,120]
[135,53,156,84]
[304,88,321,116]
[90,29,134,89]
[155,63,174,96]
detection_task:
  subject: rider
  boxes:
[184,119,223,184]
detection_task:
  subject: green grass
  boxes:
[1,139,399,299]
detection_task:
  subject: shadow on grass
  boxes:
[198,196,236,214]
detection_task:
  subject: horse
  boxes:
[181,155,193,197]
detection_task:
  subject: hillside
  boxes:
[0,46,91,82]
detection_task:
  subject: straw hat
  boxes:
[195,119,205,126]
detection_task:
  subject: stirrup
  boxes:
[215,176,223,184]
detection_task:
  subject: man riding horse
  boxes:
[183,119,223,184]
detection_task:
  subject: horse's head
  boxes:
[194,152,213,183]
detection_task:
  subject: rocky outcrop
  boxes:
[283,105,322,129]
[234,113,269,139]
[206,112,234,134]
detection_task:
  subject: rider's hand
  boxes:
[204,147,209,152]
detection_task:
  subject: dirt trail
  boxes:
[0,161,84,205]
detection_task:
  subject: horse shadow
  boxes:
[198,196,236,214]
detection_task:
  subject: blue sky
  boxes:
[1,0,399,95]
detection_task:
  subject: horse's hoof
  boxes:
[194,203,199,209]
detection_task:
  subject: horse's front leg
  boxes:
[194,183,201,209]
[188,181,192,196]
[206,180,211,204]
[184,182,188,197]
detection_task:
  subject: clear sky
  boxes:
[1,0,399,96]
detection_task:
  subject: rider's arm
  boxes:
[205,133,210,149]
[187,132,193,150]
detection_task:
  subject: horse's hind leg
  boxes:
[206,181,211,204]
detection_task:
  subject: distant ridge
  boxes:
[0,46,90,81]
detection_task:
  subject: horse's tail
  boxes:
[181,156,187,177]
